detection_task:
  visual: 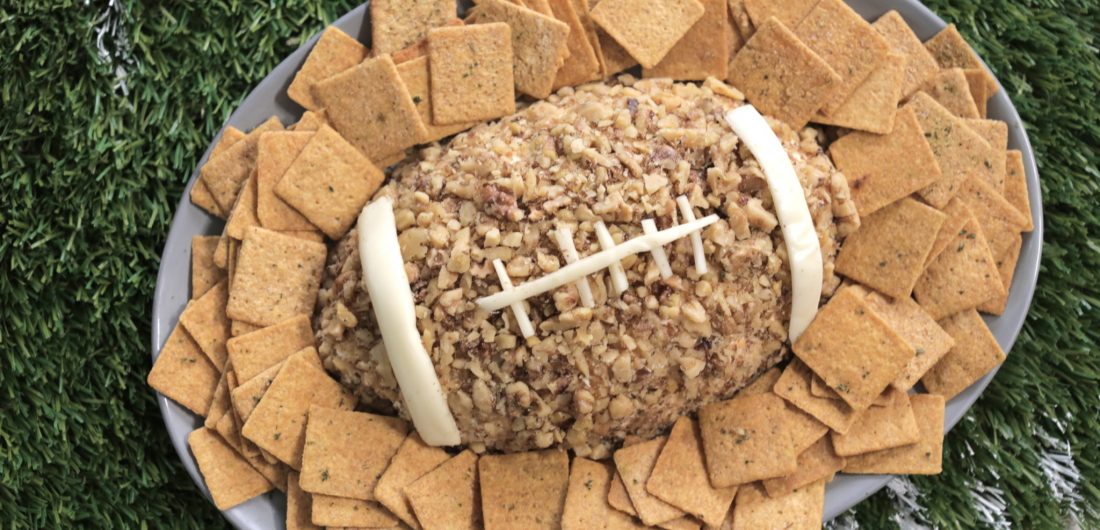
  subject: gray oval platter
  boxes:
[150,1,1044,527]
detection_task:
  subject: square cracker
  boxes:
[562,458,646,530]
[732,481,825,530]
[793,286,915,410]
[643,0,730,81]
[231,347,323,423]
[240,351,354,468]
[925,24,998,95]
[375,433,452,528]
[699,392,798,487]
[426,23,517,124]
[835,198,947,298]
[964,118,1009,194]
[226,314,314,382]
[406,450,482,530]
[391,17,465,64]
[831,387,921,456]
[480,449,570,530]
[224,172,261,240]
[794,0,890,114]
[472,0,571,99]
[965,69,990,118]
[179,279,231,369]
[646,417,737,527]
[727,0,754,41]
[310,494,400,528]
[740,367,782,396]
[906,92,994,208]
[200,117,284,213]
[395,56,478,142]
[231,320,261,338]
[313,54,428,163]
[613,438,685,525]
[287,27,368,111]
[913,211,1006,320]
[829,106,942,216]
[590,0,705,69]
[762,435,845,499]
[226,227,327,327]
[922,309,1007,399]
[595,24,638,75]
[978,232,1022,316]
[549,0,603,88]
[204,369,232,429]
[191,127,246,218]
[148,323,220,416]
[370,0,456,55]
[924,198,972,267]
[572,0,607,73]
[292,109,328,132]
[811,52,906,134]
[192,235,226,299]
[287,472,322,530]
[742,0,816,28]
[778,398,831,453]
[300,406,409,500]
[188,427,273,510]
[954,176,1029,260]
[845,394,945,474]
[255,131,317,232]
[921,68,980,119]
[863,291,955,391]
[774,360,861,434]
[873,11,940,98]
[274,125,384,239]
[607,472,637,516]
[727,17,841,130]
[1004,151,1034,231]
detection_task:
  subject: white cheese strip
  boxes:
[357,197,461,447]
[492,259,536,338]
[676,195,707,275]
[553,227,595,308]
[594,221,629,295]
[478,215,719,311]
[641,219,673,279]
[724,105,823,342]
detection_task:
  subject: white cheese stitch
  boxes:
[594,221,629,295]
[492,258,536,338]
[553,226,595,308]
[641,219,673,279]
[676,195,708,275]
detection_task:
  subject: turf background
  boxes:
[0,0,1097,528]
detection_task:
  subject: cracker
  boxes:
[1004,150,1034,232]
[391,18,466,63]
[646,417,737,527]
[793,0,890,114]
[191,127,246,218]
[200,117,284,212]
[727,5,746,55]
[727,0,754,41]
[287,472,322,530]
[793,286,915,410]
[921,68,980,119]
[374,433,452,528]
[742,0,815,28]
[179,279,231,369]
[955,176,1029,260]
[845,393,945,474]
[590,0,705,69]
[562,458,646,530]
[727,17,841,130]
[226,227,327,327]
[425,24,516,125]
[964,69,990,118]
[914,213,1005,320]
[370,0,456,55]
[779,398,832,453]
[607,471,637,516]
[405,450,482,530]
[225,237,239,290]
[191,235,226,299]
[287,27,368,111]
[548,0,603,88]
[978,232,1023,315]
[255,131,317,232]
[595,26,638,75]
[863,291,956,391]
[829,106,942,216]
[230,362,282,423]
[240,352,354,468]
[924,198,972,267]
[906,92,994,208]
[925,24,998,95]
[188,427,273,510]
[473,0,571,98]
[300,406,409,500]
[811,52,906,134]
[835,198,947,298]
[148,323,220,416]
[226,314,314,382]
[732,481,825,530]
[312,54,428,163]
[231,320,261,337]
[480,449,570,529]
[831,387,921,456]
[964,118,1009,193]
[643,0,729,81]
[613,438,685,525]
[740,367,782,396]
[762,435,845,499]
[215,401,244,453]
[205,370,232,429]
[872,11,940,98]
[213,233,230,269]
[310,494,400,528]
[224,171,261,240]
[395,57,477,143]
[292,109,328,132]
[807,372,892,407]
[572,0,607,74]
[660,517,702,530]
[699,392,799,487]
[773,360,861,434]
[922,309,1007,398]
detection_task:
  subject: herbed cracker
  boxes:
[255,131,317,232]
[831,387,921,456]
[835,198,947,298]
[829,106,942,216]
[310,494,400,528]
[699,392,798,487]
[727,5,746,56]
[964,118,1009,194]
[480,449,570,530]
[204,369,232,429]
[562,458,647,530]
[590,0,705,69]
[921,68,980,119]
[595,25,639,75]
[922,309,1007,399]
[872,11,940,98]
[913,214,1005,320]
[607,471,637,516]
[521,0,557,18]
[148,323,220,416]
[299,406,410,500]
[312,54,429,163]
[370,0,456,55]
[191,127,247,218]
[192,235,226,299]
[549,0,603,88]
[955,176,1029,260]
[925,24,998,95]
[646,417,737,527]
[226,314,314,382]
[742,0,816,28]
[779,398,832,453]
[773,360,862,434]
[727,17,841,130]
[213,232,230,269]
[811,52,906,134]
[613,438,685,525]
[188,427,273,510]
[215,403,244,453]
[405,450,482,530]
[230,362,282,423]
[572,0,607,77]
[1004,151,1035,232]
[473,0,571,99]
[732,481,825,530]
[231,320,261,337]
[287,27,368,111]
[394,56,477,143]
[906,92,994,208]
[740,367,782,396]
[643,0,730,81]
[292,109,328,132]
[863,291,956,391]
[924,198,972,267]
[224,172,261,240]
[179,279,231,369]
[426,23,516,125]
[978,233,1023,315]
[287,472,322,530]
[200,117,284,213]
[844,394,945,474]
[794,0,891,114]
[761,435,845,499]
[391,17,466,64]
[374,433,452,528]
[964,69,990,118]
[226,227,327,327]
[793,286,916,410]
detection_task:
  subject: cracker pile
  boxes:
[150,0,1034,527]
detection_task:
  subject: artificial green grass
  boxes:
[0,0,1096,528]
